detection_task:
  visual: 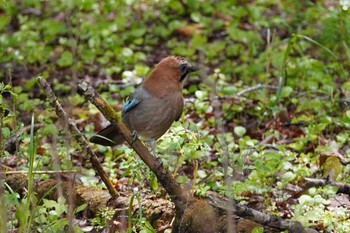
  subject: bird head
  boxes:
[143,56,199,96]
[158,56,199,82]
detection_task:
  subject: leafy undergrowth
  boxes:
[1,0,350,232]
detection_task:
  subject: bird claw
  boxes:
[131,130,138,142]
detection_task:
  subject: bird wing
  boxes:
[122,86,152,116]
[121,98,140,116]
[175,112,182,121]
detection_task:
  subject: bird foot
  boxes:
[131,130,138,142]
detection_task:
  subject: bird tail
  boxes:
[90,124,125,146]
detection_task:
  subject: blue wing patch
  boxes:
[122,98,140,116]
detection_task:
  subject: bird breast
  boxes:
[122,90,184,141]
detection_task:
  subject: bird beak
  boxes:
[188,65,200,73]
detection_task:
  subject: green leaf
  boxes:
[280,86,293,98]
[346,110,350,120]
[234,126,246,137]
[0,15,11,31]
[275,34,298,104]
[281,171,296,183]
[252,226,264,233]
[194,90,207,100]
[139,219,156,233]
[41,124,59,136]
[50,218,69,230]
[75,203,88,214]
[149,175,158,191]
[297,34,337,59]
[190,12,201,23]
[299,195,312,205]
[191,33,207,49]
[2,127,10,139]
[57,51,73,67]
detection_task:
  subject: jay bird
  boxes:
[90,56,199,155]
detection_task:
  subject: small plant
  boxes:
[0,82,16,157]
[91,207,115,230]
[292,186,350,232]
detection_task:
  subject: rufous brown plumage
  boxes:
[90,56,198,155]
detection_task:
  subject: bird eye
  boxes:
[179,63,187,75]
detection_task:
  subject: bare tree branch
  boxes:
[303,178,350,195]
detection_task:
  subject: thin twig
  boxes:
[4,170,78,175]
[236,84,278,96]
[37,77,119,199]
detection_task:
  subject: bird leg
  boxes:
[149,138,163,166]
[149,138,157,157]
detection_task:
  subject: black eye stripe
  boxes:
[180,63,187,73]
[180,72,188,82]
